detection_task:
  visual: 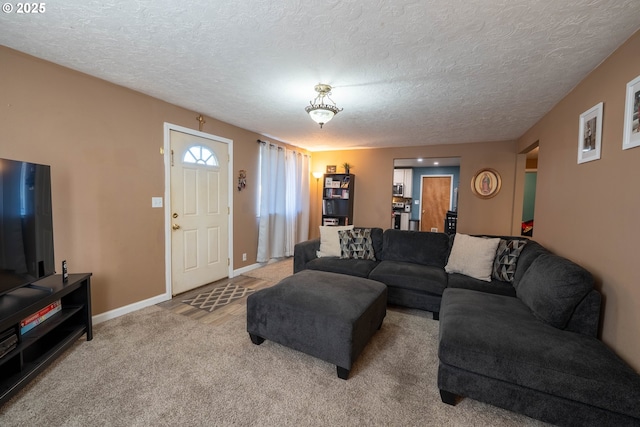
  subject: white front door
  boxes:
[170,129,230,295]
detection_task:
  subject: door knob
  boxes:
[172,223,181,230]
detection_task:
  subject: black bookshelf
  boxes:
[322,174,354,226]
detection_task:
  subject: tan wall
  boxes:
[517,30,640,370]
[310,139,520,238]
[0,47,304,315]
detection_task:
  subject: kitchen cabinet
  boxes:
[393,168,413,198]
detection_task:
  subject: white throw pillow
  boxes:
[317,225,354,257]
[445,233,501,281]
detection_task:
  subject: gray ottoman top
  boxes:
[247,269,388,374]
[261,270,386,321]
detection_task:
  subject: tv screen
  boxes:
[0,158,55,297]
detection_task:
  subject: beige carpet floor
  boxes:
[0,295,548,426]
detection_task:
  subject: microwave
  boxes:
[392,183,404,196]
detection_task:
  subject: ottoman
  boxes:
[246,270,387,379]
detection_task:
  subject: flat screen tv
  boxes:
[0,158,55,297]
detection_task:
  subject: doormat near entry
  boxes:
[182,283,255,312]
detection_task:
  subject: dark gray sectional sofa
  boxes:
[293,227,640,426]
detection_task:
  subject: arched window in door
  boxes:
[182,145,219,166]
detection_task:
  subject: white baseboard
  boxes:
[92,292,171,325]
[94,258,287,325]
[233,262,263,276]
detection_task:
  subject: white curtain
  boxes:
[296,152,310,246]
[257,143,310,262]
[285,150,310,256]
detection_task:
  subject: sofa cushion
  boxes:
[339,228,376,261]
[316,225,354,257]
[369,260,447,295]
[445,234,501,281]
[439,288,640,420]
[512,239,550,288]
[305,257,378,278]
[447,273,516,297]
[492,239,527,282]
[381,229,450,267]
[516,253,593,329]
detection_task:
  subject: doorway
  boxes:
[420,176,453,232]
[164,123,233,296]
[392,158,460,231]
[520,143,538,237]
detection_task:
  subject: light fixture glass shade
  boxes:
[312,172,323,179]
[307,107,335,125]
[305,84,342,128]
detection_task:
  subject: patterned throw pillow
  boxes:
[338,228,376,261]
[492,239,528,282]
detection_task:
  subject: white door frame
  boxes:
[163,122,234,299]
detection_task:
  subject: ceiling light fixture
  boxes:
[305,84,343,128]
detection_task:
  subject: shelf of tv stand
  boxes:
[0,273,92,406]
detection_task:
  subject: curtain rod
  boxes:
[257,139,309,157]
[257,139,282,150]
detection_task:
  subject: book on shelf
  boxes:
[20,299,62,335]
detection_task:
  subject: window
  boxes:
[183,145,219,166]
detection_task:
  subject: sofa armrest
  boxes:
[294,238,320,273]
[564,289,601,337]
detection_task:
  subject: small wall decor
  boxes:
[326,165,337,173]
[237,170,246,191]
[622,74,640,150]
[577,102,603,164]
[196,114,206,131]
[471,168,502,199]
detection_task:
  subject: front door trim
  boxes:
[163,122,234,299]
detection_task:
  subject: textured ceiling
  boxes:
[1,1,639,151]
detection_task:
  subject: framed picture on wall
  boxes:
[577,102,603,164]
[471,168,501,199]
[622,74,640,150]
[326,165,337,173]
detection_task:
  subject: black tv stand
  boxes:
[0,273,92,406]
[25,283,54,293]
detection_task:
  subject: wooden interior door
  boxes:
[420,176,452,232]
